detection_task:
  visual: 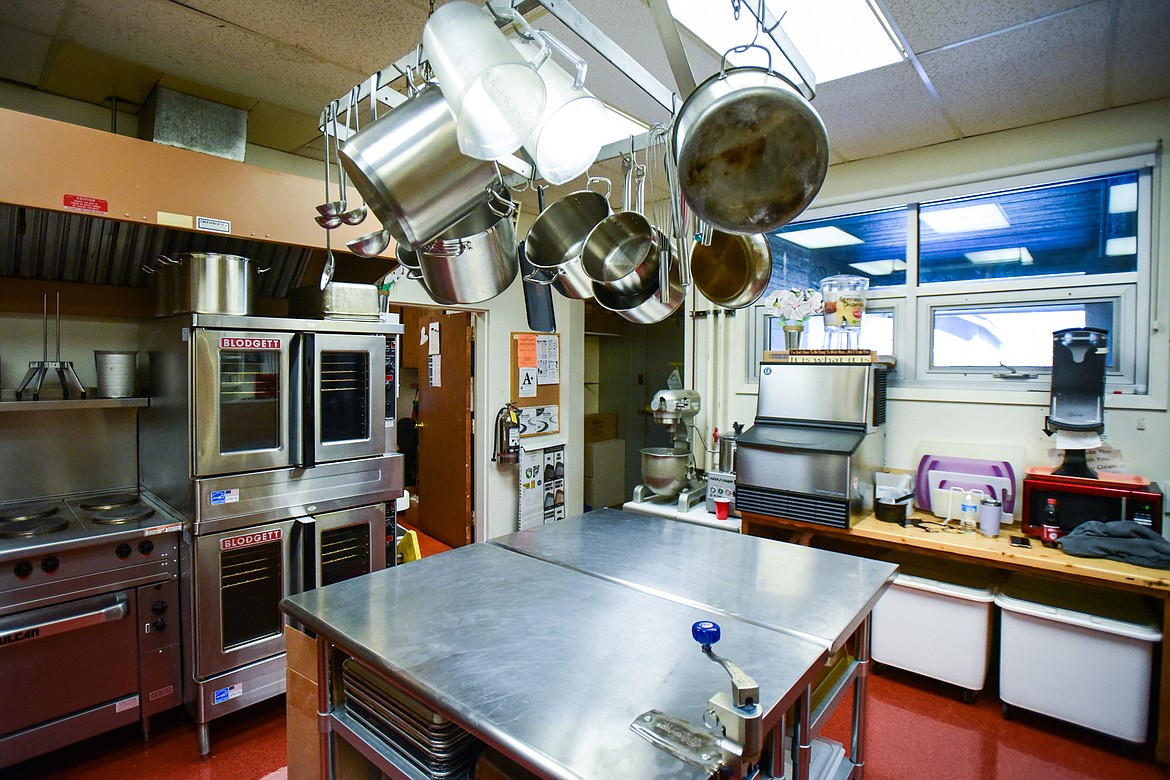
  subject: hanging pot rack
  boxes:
[318,0,818,179]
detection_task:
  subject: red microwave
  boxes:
[1021,474,1163,539]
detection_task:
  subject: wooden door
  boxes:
[414,310,474,548]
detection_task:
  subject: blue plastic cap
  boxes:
[692,620,720,645]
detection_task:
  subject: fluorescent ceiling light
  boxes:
[849,258,906,275]
[921,204,1010,234]
[666,0,903,85]
[965,247,1034,265]
[1108,182,1137,213]
[1105,237,1137,256]
[777,226,863,249]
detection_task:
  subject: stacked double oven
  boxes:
[138,313,404,755]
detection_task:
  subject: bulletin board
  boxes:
[511,332,560,437]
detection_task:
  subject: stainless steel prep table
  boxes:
[491,509,899,778]
[281,542,829,780]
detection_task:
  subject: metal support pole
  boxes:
[851,614,872,777]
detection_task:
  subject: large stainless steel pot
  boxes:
[640,448,689,497]
[690,230,772,309]
[674,65,829,235]
[150,253,256,316]
[416,194,518,305]
[339,84,499,249]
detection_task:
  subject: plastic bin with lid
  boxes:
[995,574,1161,743]
[871,559,997,700]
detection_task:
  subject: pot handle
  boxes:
[523,266,561,285]
[720,42,772,78]
[533,30,587,89]
[486,187,517,220]
[586,176,612,201]
[423,238,472,258]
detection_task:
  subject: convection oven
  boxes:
[138,313,404,756]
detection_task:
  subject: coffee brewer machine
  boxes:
[631,388,708,511]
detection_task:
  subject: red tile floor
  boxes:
[6,529,1166,779]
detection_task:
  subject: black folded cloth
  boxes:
[1057,521,1170,570]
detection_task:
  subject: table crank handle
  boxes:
[693,621,760,708]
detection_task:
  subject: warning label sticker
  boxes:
[63,194,109,214]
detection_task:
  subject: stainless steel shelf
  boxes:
[0,396,149,412]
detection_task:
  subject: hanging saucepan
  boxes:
[592,251,683,325]
[673,45,829,235]
[523,177,610,300]
[581,161,661,296]
[689,230,772,309]
[415,185,518,305]
[339,81,500,249]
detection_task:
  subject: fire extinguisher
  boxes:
[492,402,521,464]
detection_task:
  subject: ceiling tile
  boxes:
[0,25,52,86]
[813,61,958,161]
[1109,0,1170,107]
[919,3,1109,137]
[884,0,1089,54]
[63,0,368,116]
[0,0,68,35]
[41,40,162,108]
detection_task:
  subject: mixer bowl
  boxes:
[640,448,690,497]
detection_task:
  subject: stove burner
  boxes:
[0,501,59,523]
[0,514,69,538]
[89,504,156,525]
[77,493,140,511]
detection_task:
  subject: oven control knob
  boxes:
[41,556,60,573]
[152,618,168,632]
[116,543,133,559]
[139,539,155,555]
[14,560,33,578]
[152,601,168,615]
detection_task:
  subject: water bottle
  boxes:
[959,489,979,533]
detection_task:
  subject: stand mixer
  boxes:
[632,388,707,511]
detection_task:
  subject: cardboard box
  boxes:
[584,413,616,443]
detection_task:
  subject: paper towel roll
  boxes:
[1053,430,1102,450]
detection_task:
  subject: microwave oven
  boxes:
[1021,474,1163,539]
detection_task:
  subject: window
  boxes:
[746,153,1154,394]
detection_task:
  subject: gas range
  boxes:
[0,489,183,617]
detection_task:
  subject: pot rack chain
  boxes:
[318,0,817,171]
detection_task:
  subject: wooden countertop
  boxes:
[741,511,1170,598]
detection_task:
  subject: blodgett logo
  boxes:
[220,337,281,350]
[220,529,282,551]
[1,628,40,646]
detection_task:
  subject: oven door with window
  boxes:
[307,333,386,466]
[193,329,294,477]
[297,504,387,591]
[192,519,296,680]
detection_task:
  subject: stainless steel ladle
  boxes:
[347,227,391,258]
[315,101,346,220]
[338,84,368,227]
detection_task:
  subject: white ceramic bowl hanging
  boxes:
[512,32,604,185]
[422,0,548,160]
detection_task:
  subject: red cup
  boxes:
[714,498,731,520]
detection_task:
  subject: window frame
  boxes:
[744,151,1157,397]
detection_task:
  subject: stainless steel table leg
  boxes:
[197,722,210,757]
[770,712,787,779]
[851,614,872,778]
[792,684,812,780]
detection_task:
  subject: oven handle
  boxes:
[300,332,316,470]
[0,593,129,648]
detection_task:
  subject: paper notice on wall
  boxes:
[542,445,566,525]
[1048,442,1127,473]
[516,333,537,368]
[518,367,538,398]
[536,335,559,385]
[428,322,440,355]
[428,354,441,387]
[518,447,545,531]
[518,405,558,436]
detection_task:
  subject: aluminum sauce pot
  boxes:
[417,199,518,305]
[153,253,255,316]
[339,84,499,250]
[524,186,612,300]
[674,67,829,235]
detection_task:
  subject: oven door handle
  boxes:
[0,593,129,648]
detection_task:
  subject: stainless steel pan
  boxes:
[689,230,771,309]
[673,48,829,235]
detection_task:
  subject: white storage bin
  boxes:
[996,575,1161,743]
[871,562,997,696]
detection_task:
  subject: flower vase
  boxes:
[783,323,804,351]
